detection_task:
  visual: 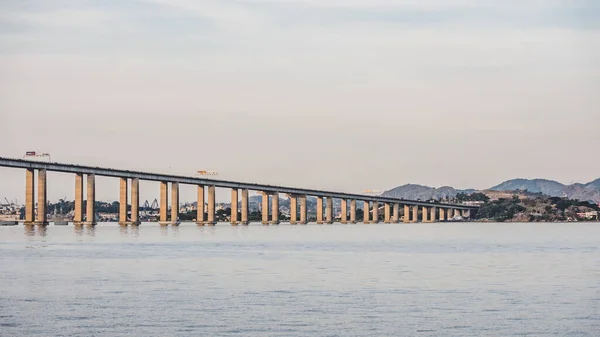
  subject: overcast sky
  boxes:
[1,0,599,203]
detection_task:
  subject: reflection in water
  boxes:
[129,226,140,237]
[85,225,96,237]
[24,225,35,237]
[24,225,47,237]
[195,224,218,236]
[73,224,95,237]
[74,225,84,236]
[160,225,168,236]
[118,225,140,237]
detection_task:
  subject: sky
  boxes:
[1,0,599,203]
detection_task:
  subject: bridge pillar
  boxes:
[340,199,348,224]
[439,208,446,221]
[24,168,35,225]
[119,178,128,225]
[159,181,168,225]
[404,205,410,223]
[289,195,297,224]
[196,185,205,225]
[430,206,437,223]
[207,185,216,225]
[363,201,370,223]
[231,189,238,225]
[372,201,379,224]
[350,200,356,223]
[241,189,249,225]
[422,206,429,222]
[261,192,269,224]
[35,169,48,225]
[326,197,333,224]
[384,203,391,223]
[412,206,418,223]
[393,203,399,223]
[131,178,140,225]
[461,209,470,219]
[85,174,96,226]
[454,209,460,218]
[171,182,179,225]
[271,192,279,225]
[316,197,324,224]
[74,173,84,225]
[299,195,307,224]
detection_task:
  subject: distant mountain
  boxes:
[490,179,566,196]
[585,178,600,190]
[381,177,600,204]
[490,178,600,203]
[381,184,474,200]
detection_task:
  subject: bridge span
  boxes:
[0,157,477,226]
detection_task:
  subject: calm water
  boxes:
[1,222,599,336]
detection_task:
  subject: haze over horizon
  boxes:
[1,0,599,203]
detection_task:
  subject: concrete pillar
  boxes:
[340,199,348,224]
[159,181,168,225]
[393,203,399,223]
[196,185,205,225]
[25,169,35,224]
[439,208,445,221]
[372,201,379,224]
[412,206,418,223]
[171,182,179,225]
[74,173,84,224]
[363,201,370,223]
[350,200,356,223]
[316,197,324,224]
[262,192,269,225]
[299,196,307,224]
[241,189,249,225]
[85,174,96,225]
[454,209,460,218]
[207,185,216,225]
[36,169,48,225]
[289,195,297,224]
[464,209,471,219]
[404,205,410,223]
[231,189,238,225]
[131,178,140,225]
[384,203,391,223]
[119,177,128,225]
[422,206,429,222]
[430,206,437,223]
[271,192,279,224]
[326,197,333,224]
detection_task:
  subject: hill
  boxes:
[382,177,600,204]
[490,179,565,195]
[490,178,600,203]
[381,184,475,200]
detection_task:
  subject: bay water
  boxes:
[1,222,599,336]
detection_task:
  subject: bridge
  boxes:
[0,156,477,226]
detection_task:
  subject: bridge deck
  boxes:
[0,157,476,210]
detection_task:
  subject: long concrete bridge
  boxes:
[0,157,477,226]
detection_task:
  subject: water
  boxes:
[1,222,599,336]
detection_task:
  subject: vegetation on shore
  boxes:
[459,192,600,222]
